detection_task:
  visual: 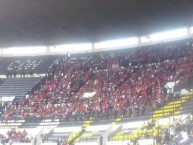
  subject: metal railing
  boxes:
[183,137,193,145]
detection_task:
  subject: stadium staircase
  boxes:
[111,93,193,141]
[67,117,95,144]
[112,115,124,125]
[74,115,124,143]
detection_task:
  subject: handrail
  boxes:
[183,137,193,145]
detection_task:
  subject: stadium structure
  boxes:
[0,1,193,145]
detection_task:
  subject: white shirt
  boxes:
[177,131,189,144]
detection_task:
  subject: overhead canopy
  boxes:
[0,0,193,47]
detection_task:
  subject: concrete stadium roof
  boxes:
[0,0,193,47]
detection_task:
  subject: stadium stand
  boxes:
[3,40,193,122]
[0,39,193,145]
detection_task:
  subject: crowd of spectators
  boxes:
[55,137,72,145]
[0,129,32,144]
[2,40,193,122]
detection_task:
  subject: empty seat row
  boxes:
[0,77,41,97]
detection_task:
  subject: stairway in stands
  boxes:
[75,115,124,143]
[112,115,124,125]
[67,117,94,144]
[111,93,193,141]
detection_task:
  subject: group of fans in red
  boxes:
[0,129,31,144]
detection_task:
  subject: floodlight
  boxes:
[150,28,188,42]
[141,36,151,43]
[190,27,193,33]
[94,37,138,49]
[2,46,47,55]
[50,43,92,53]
